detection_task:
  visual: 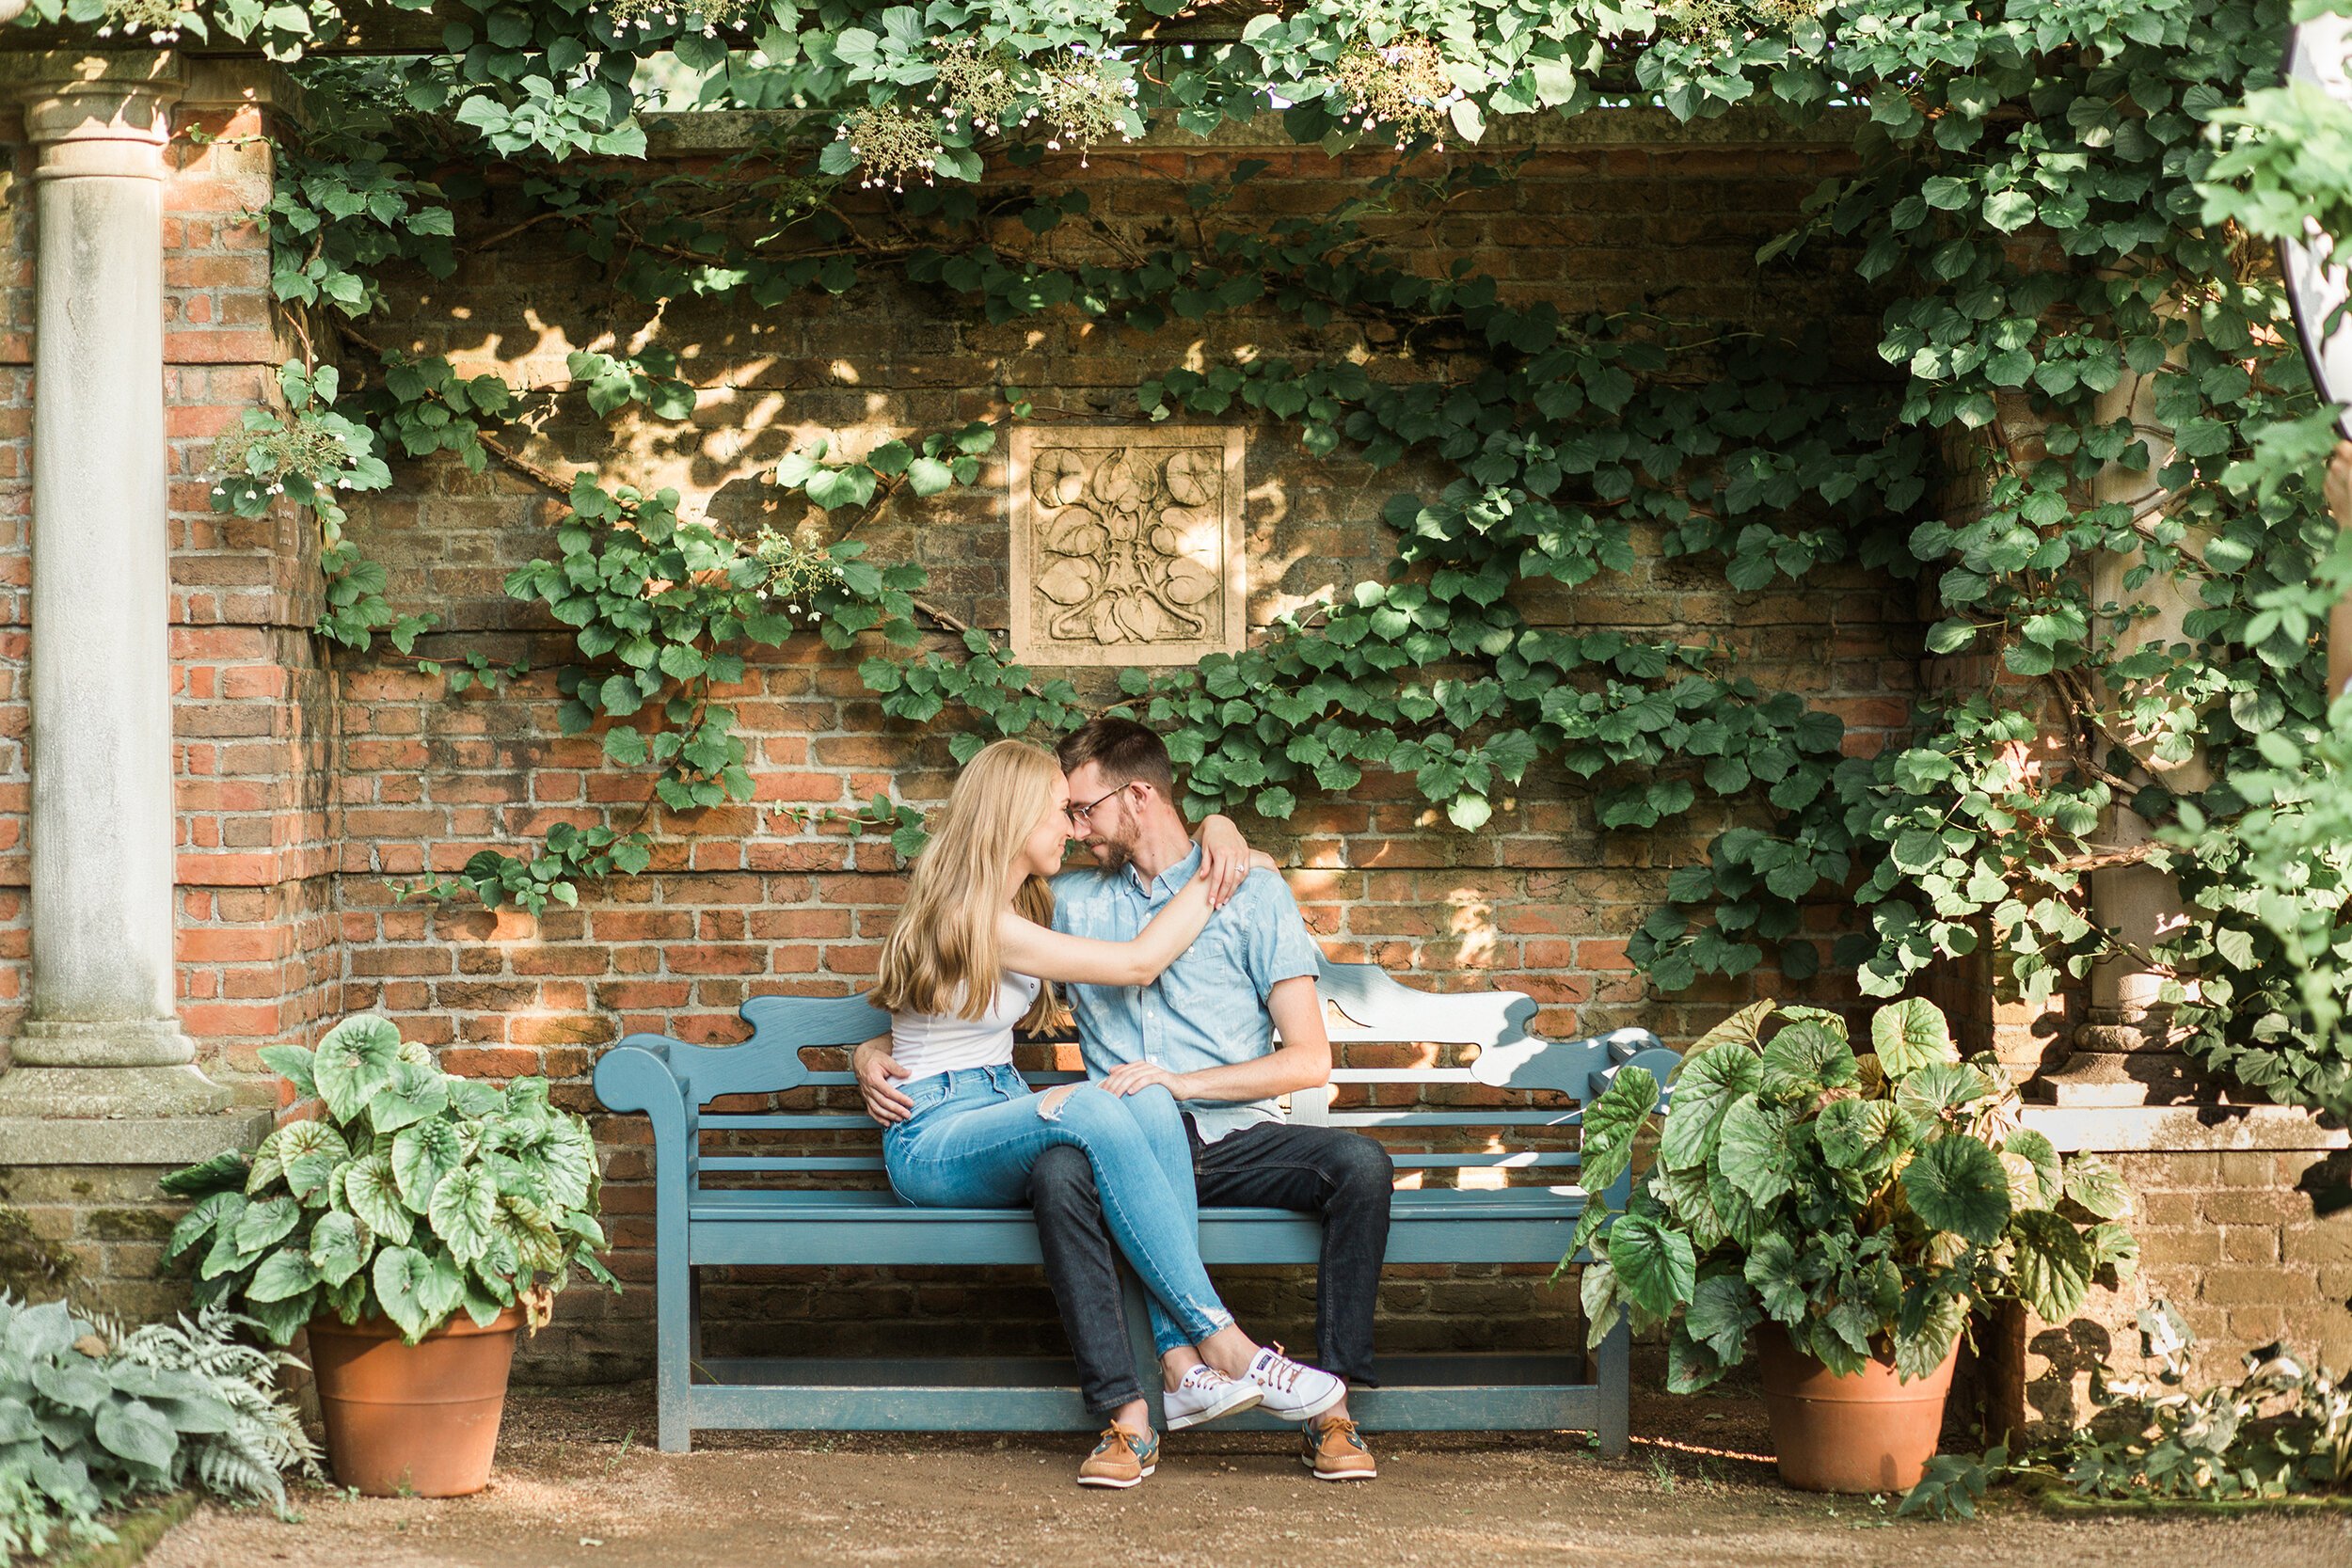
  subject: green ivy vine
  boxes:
[44,0,2352,1115]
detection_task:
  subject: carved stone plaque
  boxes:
[1009,426,1247,666]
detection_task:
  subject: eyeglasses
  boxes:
[1064,785,1129,827]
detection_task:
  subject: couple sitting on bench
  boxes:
[853,716,1394,1489]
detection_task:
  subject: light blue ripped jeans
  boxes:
[883,1063,1229,1355]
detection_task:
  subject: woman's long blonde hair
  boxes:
[872,738,1062,1032]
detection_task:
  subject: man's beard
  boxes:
[1088,836,1135,872]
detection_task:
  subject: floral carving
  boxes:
[1010,429,1244,665]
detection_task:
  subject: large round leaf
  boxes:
[2062,1154,2132,1220]
[392,1119,465,1213]
[233,1195,300,1256]
[1870,996,1959,1078]
[1894,1061,1989,1133]
[1900,1134,2011,1244]
[1817,1096,1907,1173]
[372,1246,434,1341]
[1999,1126,2062,1210]
[430,1166,498,1265]
[341,1152,414,1246]
[275,1120,349,1203]
[1741,1231,1809,1322]
[1712,1094,1793,1208]
[1759,1021,1857,1101]
[309,1210,371,1288]
[246,1245,323,1304]
[1661,1044,1759,1172]
[1605,1212,1697,1320]
[93,1397,178,1474]
[1685,1270,1762,1362]
[368,1058,450,1134]
[313,1015,401,1122]
[2009,1209,2093,1322]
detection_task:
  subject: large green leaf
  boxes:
[1685,999,1774,1056]
[256,1043,318,1101]
[2087,1221,2139,1286]
[166,1191,245,1263]
[313,1015,401,1122]
[372,1246,435,1341]
[1647,1164,1727,1252]
[430,1166,499,1265]
[1605,1212,1697,1320]
[1999,1127,2062,1210]
[274,1120,350,1203]
[369,1058,451,1133]
[1685,1270,1762,1362]
[2061,1154,2131,1220]
[1894,1061,1989,1133]
[233,1195,301,1256]
[1893,1291,1965,1383]
[2009,1209,2093,1322]
[342,1152,415,1245]
[1758,1021,1857,1100]
[1742,1231,1809,1322]
[392,1118,465,1212]
[1579,1256,1621,1347]
[1870,996,1958,1078]
[30,1359,109,1414]
[1665,1321,1726,1394]
[159,1148,249,1198]
[1576,1065,1656,1193]
[1817,1096,1907,1173]
[310,1210,371,1287]
[1660,1044,1760,1172]
[246,1245,324,1304]
[1900,1135,2011,1244]
[1712,1094,1793,1207]
[93,1397,179,1474]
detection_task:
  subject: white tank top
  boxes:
[889,973,1041,1079]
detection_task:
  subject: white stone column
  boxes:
[0,54,256,1152]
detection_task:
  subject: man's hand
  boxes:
[2328,440,2352,529]
[1100,1061,1194,1099]
[1195,814,1255,908]
[851,1036,914,1125]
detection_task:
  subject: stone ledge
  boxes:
[2023,1102,2348,1154]
[0,1106,272,1165]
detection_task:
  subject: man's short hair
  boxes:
[1056,715,1176,797]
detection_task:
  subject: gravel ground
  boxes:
[143,1383,2352,1568]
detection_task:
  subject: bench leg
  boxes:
[655,1241,692,1453]
[1593,1314,1630,1458]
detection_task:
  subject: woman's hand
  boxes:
[1100,1061,1195,1099]
[1196,813,1255,907]
[852,1037,914,1125]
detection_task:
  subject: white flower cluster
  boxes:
[750,528,842,625]
[1023,46,1138,167]
[930,35,1020,138]
[208,417,354,500]
[94,0,185,43]
[1658,0,1820,44]
[1331,34,1463,150]
[592,0,755,39]
[834,105,946,192]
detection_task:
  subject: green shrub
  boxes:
[1904,1301,2352,1517]
[1574,997,2136,1389]
[163,1014,616,1345]
[0,1293,320,1564]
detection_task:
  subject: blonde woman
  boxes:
[870,738,1344,1487]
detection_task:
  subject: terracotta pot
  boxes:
[308,1307,521,1497]
[1756,1324,1960,1494]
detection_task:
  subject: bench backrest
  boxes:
[595,954,1674,1191]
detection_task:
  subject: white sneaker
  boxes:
[1245,1344,1345,1423]
[1162,1364,1263,1431]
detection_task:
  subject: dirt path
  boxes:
[145,1385,2352,1568]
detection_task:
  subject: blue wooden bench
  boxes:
[594,955,1676,1454]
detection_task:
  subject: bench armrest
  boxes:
[596,1034,698,1187]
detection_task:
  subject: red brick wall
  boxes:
[0,104,1929,1376]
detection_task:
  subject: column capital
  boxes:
[0,50,185,179]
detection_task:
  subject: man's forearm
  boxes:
[1178,1039,1330,1103]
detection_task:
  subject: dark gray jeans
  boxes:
[1027,1114,1393,1417]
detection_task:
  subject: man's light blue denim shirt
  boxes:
[1051,845,1325,1143]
